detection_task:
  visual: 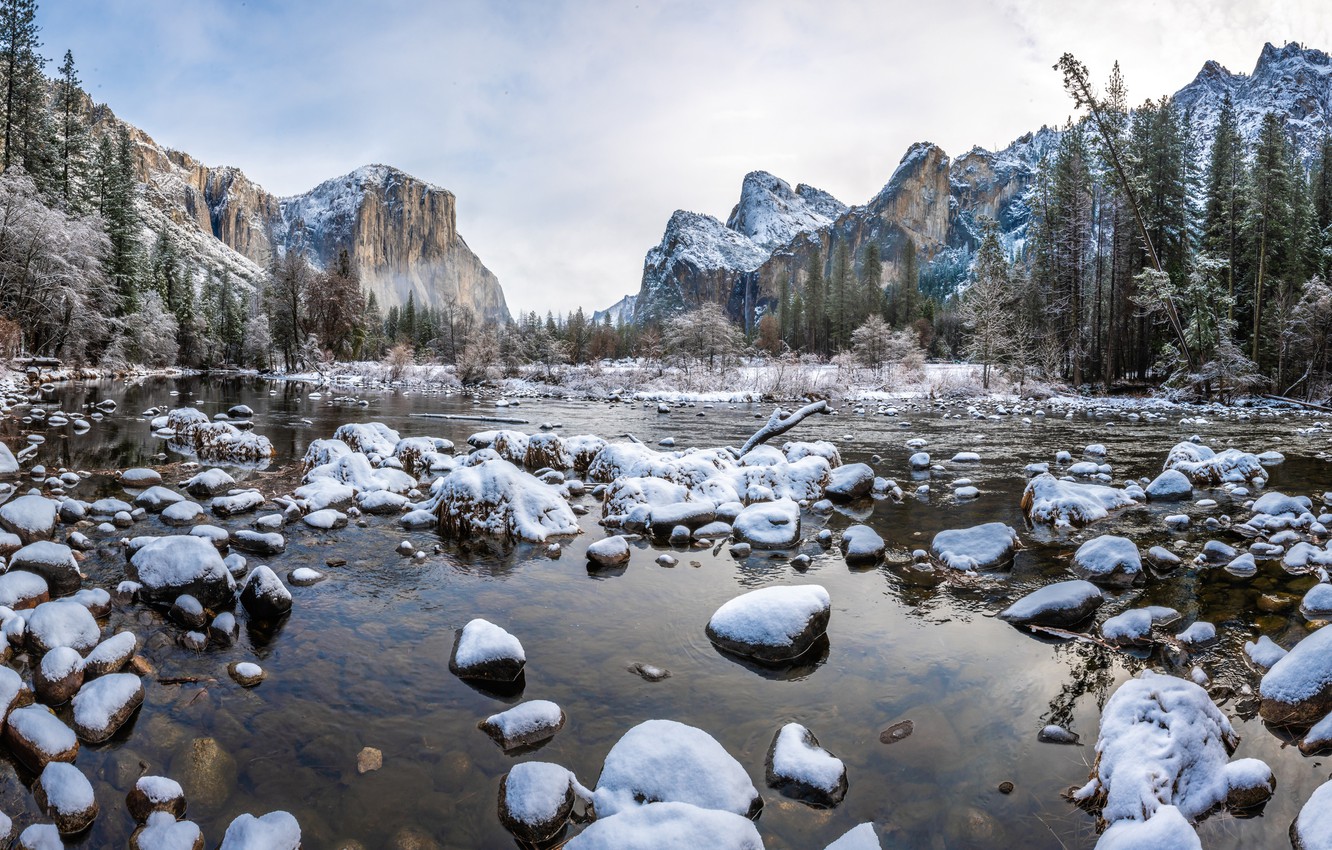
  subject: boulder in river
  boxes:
[71,673,144,742]
[998,580,1104,628]
[33,761,98,834]
[480,699,566,750]
[128,535,233,608]
[1070,535,1142,587]
[765,722,847,807]
[239,566,292,619]
[1260,625,1332,727]
[9,542,81,596]
[498,761,578,843]
[706,585,830,663]
[450,618,525,682]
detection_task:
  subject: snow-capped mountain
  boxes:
[725,171,847,252]
[592,294,637,326]
[619,41,1332,327]
[1174,41,1332,165]
[89,106,510,322]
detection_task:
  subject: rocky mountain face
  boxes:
[619,41,1330,327]
[89,106,510,322]
[592,294,637,326]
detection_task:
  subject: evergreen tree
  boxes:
[803,248,825,355]
[1314,132,1332,277]
[1203,93,1246,315]
[54,49,89,212]
[859,243,883,324]
[0,0,42,173]
[961,219,1014,389]
[100,126,140,314]
[1243,111,1296,365]
[828,240,851,349]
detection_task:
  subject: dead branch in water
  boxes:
[739,401,829,456]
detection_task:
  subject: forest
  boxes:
[2,0,1330,402]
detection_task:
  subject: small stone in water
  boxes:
[880,719,914,744]
[655,554,677,567]
[791,554,811,571]
[998,781,1014,794]
[630,662,670,682]
[1037,725,1080,745]
[179,631,208,652]
[357,747,383,774]
[228,661,265,688]
[288,568,324,586]
[396,541,414,555]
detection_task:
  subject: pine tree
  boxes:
[0,0,41,173]
[803,248,824,355]
[1243,111,1296,365]
[859,243,883,325]
[1204,93,1246,316]
[54,50,89,212]
[828,240,851,349]
[961,219,1014,389]
[1314,132,1332,278]
[101,126,140,314]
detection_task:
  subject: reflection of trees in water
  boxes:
[1041,641,1141,731]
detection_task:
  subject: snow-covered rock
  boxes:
[0,494,59,543]
[1291,778,1332,850]
[128,535,233,607]
[1260,624,1332,726]
[35,646,83,705]
[1074,671,1261,827]
[999,580,1103,627]
[1163,442,1267,487]
[824,463,874,501]
[825,823,882,850]
[434,459,579,543]
[239,566,292,619]
[480,700,566,750]
[591,719,762,818]
[450,618,525,682]
[765,722,846,807]
[587,535,631,569]
[498,761,579,843]
[26,600,99,654]
[183,468,235,498]
[731,498,800,549]
[1021,474,1136,528]
[71,673,144,742]
[33,761,98,834]
[0,569,49,609]
[706,584,830,663]
[4,705,79,770]
[218,811,300,850]
[1244,635,1287,673]
[929,523,1020,571]
[127,775,186,822]
[564,801,763,850]
[1070,535,1142,587]
[1101,607,1180,646]
[841,525,885,567]
[1145,470,1193,501]
[1093,805,1200,850]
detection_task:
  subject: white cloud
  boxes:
[41,0,1332,316]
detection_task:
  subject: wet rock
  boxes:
[587,536,631,568]
[1260,625,1332,727]
[879,720,914,744]
[498,762,576,843]
[449,618,525,682]
[629,662,670,681]
[998,580,1104,628]
[127,775,187,822]
[706,584,830,663]
[288,567,324,586]
[1224,758,1275,810]
[33,761,98,834]
[169,595,207,629]
[357,747,382,774]
[227,661,265,688]
[0,494,59,543]
[208,612,238,646]
[34,646,83,705]
[128,535,233,608]
[479,699,566,750]
[232,530,285,556]
[9,542,82,596]
[1146,546,1183,571]
[68,587,110,618]
[240,566,292,619]
[26,599,99,654]
[0,569,49,609]
[179,737,238,812]
[72,673,144,742]
[1070,535,1142,587]
[83,632,137,677]
[121,468,164,488]
[765,722,846,807]
[4,705,79,770]
[1037,725,1080,745]
[841,525,885,567]
[130,811,203,850]
[1145,470,1194,501]
[824,463,874,501]
[218,811,300,850]
[930,522,1021,571]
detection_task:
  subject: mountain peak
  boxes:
[725,170,845,252]
[1254,41,1332,75]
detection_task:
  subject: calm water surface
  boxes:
[4,376,1332,848]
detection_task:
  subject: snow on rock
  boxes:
[825,823,881,850]
[1145,470,1194,501]
[175,420,275,463]
[1301,712,1332,755]
[4,705,79,770]
[591,719,762,818]
[33,761,98,834]
[434,459,579,543]
[182,468,235,498]
[128,535,233,608]
[1163,442,1267,487]
[1094,805,1201,850]
[332,422,400,458]
[0,494,59,543]
[211,490,266,517]
[450,618,525,682]
[929,523,1021,571]
[706,585,830,663]
[1245,635,1288,673]
[1292,779,1332,850]
[587,536,631,569]
[1260,623,1332,726]
[218,811,301,850]
[564,801,763,850]
[71,673,144,742]
[26,600,99,654]
[127,775,186,822]
[35,646,84,705]
[1101,607,1180,646]
[764,722,846,807]
[301,509,347,530]
[239,566,292,619]
[160,501,205,526]
[131,810,202,849]
[293,477,354,512]
[1021,474,1136,528]
[498,761,579,843]
[84,632,137,678]
[999,580,1104,628]
[480,700,566,750]
[1073,671,1252,828]
[16,823,63,850]
[824,463,874,501]
[0,569,49,609]
[1176,622,1216,645]
[1302,583,1332,618]
[131,484,184,511]
[731,498,800,549]
[841,525,885,567]
[1070,536,1142,587]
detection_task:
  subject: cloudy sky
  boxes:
[41,0,1332,316]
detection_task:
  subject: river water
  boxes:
[4,375,1332,848]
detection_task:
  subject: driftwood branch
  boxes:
[1262,394,1332,414]
[740,401,829,456]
